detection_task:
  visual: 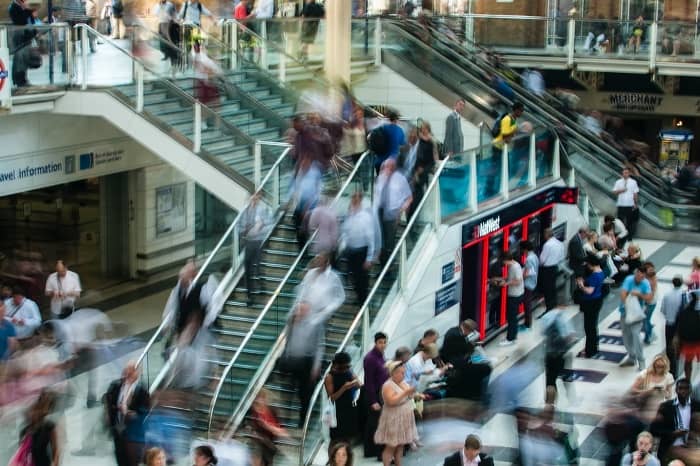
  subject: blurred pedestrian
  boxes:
[110,0,125,39]
[45,259,82,319]
[145,447,167,466]
[374,360,418,466]
[443,433,495,466]
[162,260,208,353]
[675,291,700,381]
[192,445,218,466]
[153,0,178,65]
[630,354,674,423]
[4,285,41,342]
[539,227,565,314]
[443,99,464,158]
[493,252,524,346]
[374,158,412,265]
[661,276,685,377]
[308,193,339,264]
[324,351,361,443]
[341,191,378,304]
[241,192,271,306]
[363,332,388,459]
[192,42,222,119]
[327,441,353,466]
[521,240,539,329]
[104,361,151,466]
[13,389,61,466]
[541,300,574,397]
[299,0,324,61]
[577,256,605,358]
[0,300,18,361]
[292,158,322,249]
[248,389,288,466]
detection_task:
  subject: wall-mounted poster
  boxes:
[156,183,187,237]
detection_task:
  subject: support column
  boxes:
[324,0,352,85]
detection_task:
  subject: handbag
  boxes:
[623,293,645,324]
[9,434,34,466]
[322,397,337,428]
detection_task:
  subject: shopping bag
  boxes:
[8,434,34,466]
[322,398,337,428]
[623,294,644,324]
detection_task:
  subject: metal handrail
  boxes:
[207,150,372,436]
[135,145,292,371]
[299,156,451,465]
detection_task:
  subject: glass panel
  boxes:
[351,18,376,60]
[535,127,555,180]
[573,19,650,59]
[508,133,530,191]
[439,148,476,218]
[477,148,502,203]
[656,21,699,62]
[6,23,72,94]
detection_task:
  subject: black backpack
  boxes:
[677,293,700,342]
[368,125,389,156]
[490,113,506,137]
[545,315,569,355]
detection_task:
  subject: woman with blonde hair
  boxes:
[145,447,167,466]
[630,353,674,422]
[374,360,418,466]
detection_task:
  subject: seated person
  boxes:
[443,433,494,466]
[440,319,479,366]
[405,343,450,399]
[445,342,492,402]
[613,244,643,285]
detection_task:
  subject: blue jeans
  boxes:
[643,303,656,344]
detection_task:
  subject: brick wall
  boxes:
[664,0,696,21]
[473,0,546,48]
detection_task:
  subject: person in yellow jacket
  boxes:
[492,101,524,152]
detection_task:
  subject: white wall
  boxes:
[354,65,480,149]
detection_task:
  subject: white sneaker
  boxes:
[619,356,635,367]
[499,340,516,347]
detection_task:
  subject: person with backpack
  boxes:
[369,110,406,175]
[576,255,606,358]
[179,0,213,59]
[491,101,524,155]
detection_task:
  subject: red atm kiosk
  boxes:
[460,187,578,340]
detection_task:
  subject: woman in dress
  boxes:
[374,360,418,466]
[324,351,360,444]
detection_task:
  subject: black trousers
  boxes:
[244,239,263,298]
[346,246,369,304]
[539,266,558,311]
[545,352,565,388]
[665,324,678,377]
[363,407,382,458]
[581,298,603,356]
[523,288,535,328]
[616,206,637,240]
[506,294,522,341]
[380,217,399,265]
[288,355,317,426]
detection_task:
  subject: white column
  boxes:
[374,17,382,67]
[468,150,478,211]
[193,103,202,153]
[566,18,575,68]
[649,22,658,72]
[81,26,89,90]
[528,133,537,188]
[254,142,262,188]
[500,145,509,201]
[135,63,144,112]
[552,138,561,179]
[324,0,352,85]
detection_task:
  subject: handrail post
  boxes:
[500,144,509,201]
[272,164,281,209]
[80,26,88,90]
[254,141,262,188]
[230,21,238,70]
[582,193,590,224]
[528,132,537,188]
[468,150,478,211]
[649,21,658,72]
[568,167,575,187]
[279,35,287,83]
[566,18,575,68]
[194,102,202,153]
[399,242,407,290]
[231,225,240,270]
[432,178,441,229]
[66,25,74,85]
[362,302,370,355]
[552,137,561,179]
[374,17,381,66]
[135,63,144,112]
[260,20,268,69]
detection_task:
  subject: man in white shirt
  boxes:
[250,0,274,19]
[241,193,272,305]
[179,0,212,26]
[612,167,640,240]
[341,191,378,304]
[153,0,177,63]
[374,158,412,265]
[4,285,42,341]
[495,252,524,346]
[45,259,82,318]
[539,228,565,313]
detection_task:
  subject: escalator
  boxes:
[379,19,700,232]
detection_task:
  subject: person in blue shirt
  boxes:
[375,110,406,173]
[577,256,606,358]
[0,301,17,361]
[620,266,653,370]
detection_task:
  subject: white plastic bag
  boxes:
[624,293,645,324]
[322,398,337,428]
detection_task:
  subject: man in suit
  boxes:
[104,361,151,466]
[650,378,700,464]
[440,319,478,366]
[444,434,495,466]
[444,99,465,157]
[567,226,589,279]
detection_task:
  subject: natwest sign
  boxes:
[474,216,500,238]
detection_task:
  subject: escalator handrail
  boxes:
[298,155,451,465]
[399,17,687,198]
[207,150,373,437]
[135,145,292,371]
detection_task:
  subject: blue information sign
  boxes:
[435,282,459,316]
[441,262,454,284]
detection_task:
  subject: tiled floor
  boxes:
[1,238,698,466]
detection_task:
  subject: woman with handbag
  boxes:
[324,351,361,444]
[12,389,61,466]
